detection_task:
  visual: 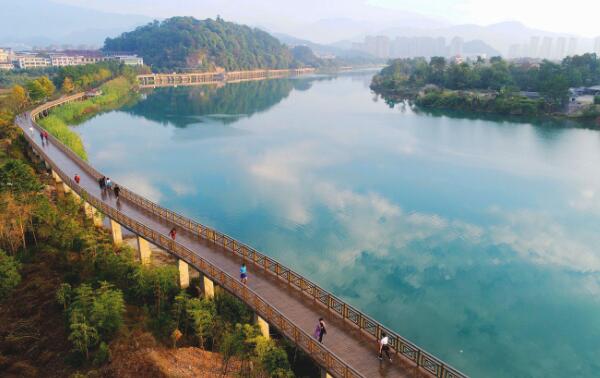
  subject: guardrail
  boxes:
[26,95,468,378]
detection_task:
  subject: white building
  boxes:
[112,55,144,66]
[14,54,51,69]
[0,47,13,63]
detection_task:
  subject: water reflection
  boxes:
[75,72,600,378]
[126,77,326,127]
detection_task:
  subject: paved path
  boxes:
[16,113,419,378]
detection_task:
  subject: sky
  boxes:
[53,0,600,37]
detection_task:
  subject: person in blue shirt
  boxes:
[240,263,248,284]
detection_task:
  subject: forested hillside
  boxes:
[103,17,296,71]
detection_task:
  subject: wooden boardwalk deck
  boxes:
[16,99,465,378]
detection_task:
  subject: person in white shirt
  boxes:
[378,332,392,361]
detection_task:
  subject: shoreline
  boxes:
[36,76,139,160]
[372,86,600,126]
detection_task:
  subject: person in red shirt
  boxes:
[74,174,80,184]
[169,227,177,240]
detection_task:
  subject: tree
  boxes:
[538,61,569,108]
[69,316,99,360]
[132,265,179,314]
[56,283,73,311]
[37,76,55,98]
[0,249,21,300]
[26,80,47,102]
[255,336,293,377]
[9,85,28,111]
[187,297,216,349]
[0,159,43,195]
[90,281,125,338]
[62,77,75,93]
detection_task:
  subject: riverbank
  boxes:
[37,76,138,160]
[373,84,600,122]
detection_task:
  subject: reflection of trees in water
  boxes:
[125,78,317,127]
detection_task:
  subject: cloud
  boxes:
[489,209,600,272]
[116,172,163,202]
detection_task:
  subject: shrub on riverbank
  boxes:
[416,90,545,116]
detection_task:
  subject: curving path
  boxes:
[15,98,466,378]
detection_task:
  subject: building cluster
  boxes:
[352,36,490,62]
[508,36,600,60]
[0,48,143,70]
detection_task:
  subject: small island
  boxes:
[371,54,600,119]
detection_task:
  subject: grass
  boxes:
[38,77,136,161]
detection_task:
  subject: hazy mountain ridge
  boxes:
[0,0,152,48]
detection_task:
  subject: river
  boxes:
[74,71,600,377]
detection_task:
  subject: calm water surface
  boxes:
[75,72,600,377]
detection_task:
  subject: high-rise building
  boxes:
[539,37,553,59]
[508,44,521,59]
[529,36,540,57]
[449,36,464,56]
[374,36,390,59]
[567,37,578,57]
[555,37,566,60]
[594,36,600,55]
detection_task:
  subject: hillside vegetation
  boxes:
[104,17,296,71]
[371,54,600,117]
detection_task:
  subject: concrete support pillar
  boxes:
[110,219,123,246]
[137,236,152,265]
[203,275,215,299]
[320,370,334,378]
[178,259,190,289]
[256,315,270,339]
[71,191,81,202]
[62,182,71,194]
[84,202,103,227]
[51,170,62,183]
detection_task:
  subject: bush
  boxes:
[0,249,21,300]
[594,95,600,105]
[214,291,254,325]
[93,342,111,366]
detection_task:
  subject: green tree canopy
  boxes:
[104,17,295,71]
[0,159,43,195]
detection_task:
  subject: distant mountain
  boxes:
[287,14,448,45]
[104,17,295,71]
[272,33,375,60]
[0,0,151,48]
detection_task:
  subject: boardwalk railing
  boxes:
[26,96,468,378]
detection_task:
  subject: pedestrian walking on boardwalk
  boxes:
[98,176,106,190]
[169,227,177,240]
[240,263,248,284]
[74,174,80,184]
[43,131,49,143]
[113,185,120,199]
[378,332,392,362]
[105,177,112,190]
[39,131,44,144]
[315,318,326,343]
[29,126,34,135]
